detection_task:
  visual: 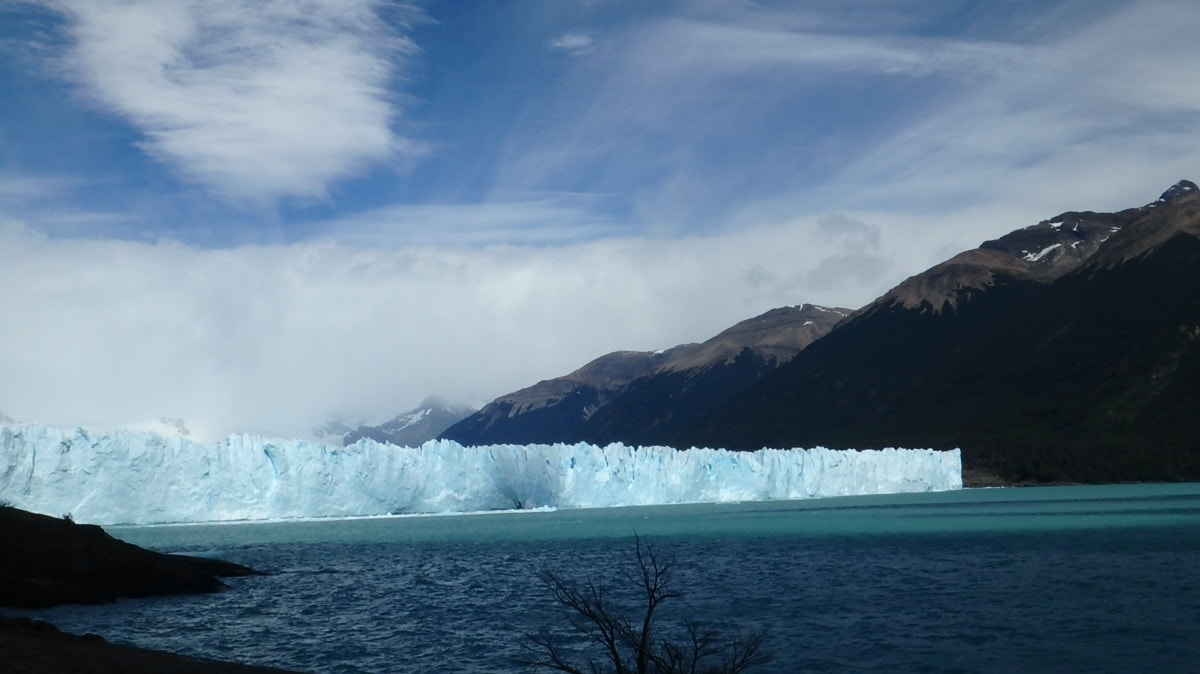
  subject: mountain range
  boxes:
[442,181,1200,485]
[441,304,849,446]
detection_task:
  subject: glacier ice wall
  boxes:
[0,424,961,525]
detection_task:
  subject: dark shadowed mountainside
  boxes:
[676,181,1200,484]
[580,305,848,446]
[441,304,849,446]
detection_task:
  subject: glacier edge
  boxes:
[0,423,962,525]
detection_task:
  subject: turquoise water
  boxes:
[10,483,1200,673]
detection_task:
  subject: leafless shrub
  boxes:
[522,537,772,674]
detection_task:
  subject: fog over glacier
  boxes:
[0,423,960,525]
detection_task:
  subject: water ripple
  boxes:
[5,488,1200,673]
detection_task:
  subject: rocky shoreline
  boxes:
[0,616,296,674]
[1,505,299,672]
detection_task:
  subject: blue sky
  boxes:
[3,0,1199,439]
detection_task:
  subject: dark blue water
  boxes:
[8,484,1200,673]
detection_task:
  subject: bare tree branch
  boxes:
[521,538,773,674]
[522,628,590,674]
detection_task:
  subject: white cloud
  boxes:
[0,215,903,440]
[811,0,1200,218]
[317,196,632,247]
[40,0,420,203]
[638,19,1030,79]
[0,173,81,201]
[548,32,594,54]
[0,171,137,234]
[492,0,1200,250]
[815,214,881,251]
[488,12,1035,232]
[7,0,1199,445]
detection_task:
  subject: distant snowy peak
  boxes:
[867,180,1200,315]
[416,394,474,414]
[343,396,474,448]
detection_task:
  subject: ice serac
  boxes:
[0,424,961,525]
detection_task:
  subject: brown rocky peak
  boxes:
[1088,180,1200,268]
[866,180,1199,314]
[659,304,849,372]
[1155,179,1198,204]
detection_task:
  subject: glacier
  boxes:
[0,423,961,525]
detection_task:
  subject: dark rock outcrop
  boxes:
[0,617,297,673]
[0,506,260,609]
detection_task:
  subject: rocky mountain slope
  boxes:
[342,395,474,447]
[677,181,1200,484]
[441,304,849,445]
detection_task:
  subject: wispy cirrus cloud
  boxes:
[37,0,423,203]
[492,0,1200,248]
[489,10,1039,234]
[828,0,1200,219]
[548,31,594,54]
[633,19,1032,79]
[317,196,632,247]
[0,171,137,235]
[0,172,80,202]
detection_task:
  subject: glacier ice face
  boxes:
[0,423,961,525]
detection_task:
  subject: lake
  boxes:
[8,483,1200,673]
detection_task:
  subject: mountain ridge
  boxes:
[440,303,849,446]
[435,180,1200,483]
[675,180,1200,483]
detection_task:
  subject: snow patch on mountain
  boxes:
[1023,243,1063,262]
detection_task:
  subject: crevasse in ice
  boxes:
[0,423,961,525]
